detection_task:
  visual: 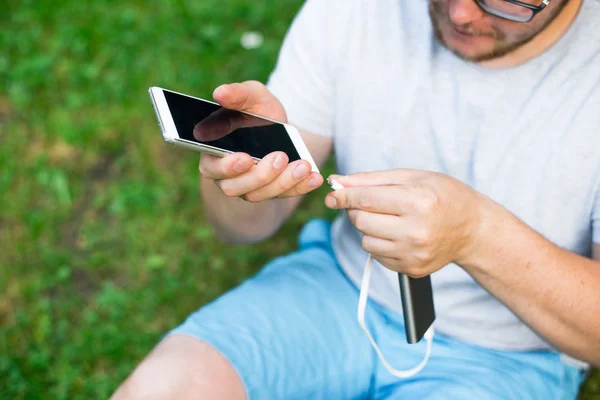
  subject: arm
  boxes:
[461,204,600,366]
[204,0,345,244]
[326,170,600,366]
[202,129,333,244]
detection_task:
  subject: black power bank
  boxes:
[398,273,436,344]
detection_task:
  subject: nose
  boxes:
[448,0,486,25]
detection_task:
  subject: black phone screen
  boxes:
[163,90,301,161]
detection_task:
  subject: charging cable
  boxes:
[329,179,434,378]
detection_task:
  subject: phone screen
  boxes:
[163,90,301,161]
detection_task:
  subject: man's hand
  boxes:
[324,169,488,277]
[199,81,323,203]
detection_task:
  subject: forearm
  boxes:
[463,199,600,365]
[201,176,298,244]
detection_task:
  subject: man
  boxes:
[113,0,600,398]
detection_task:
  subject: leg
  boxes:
[368,317,587,400]
[379,358,585,400]
[111,219,380,400]
[111,335,246,400]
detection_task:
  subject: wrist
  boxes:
[456,192,503,273]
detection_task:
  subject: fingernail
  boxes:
[235,159,249,171]
[307,176,321,188]
[325,196,338,208]
[213,85,227,97]
[273,154,286,170]
[293,164,310,180]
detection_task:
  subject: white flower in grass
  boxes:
[240,31,264,50]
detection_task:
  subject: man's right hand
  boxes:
[198,81,324,203]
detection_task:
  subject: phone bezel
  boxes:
[149,86,319,172]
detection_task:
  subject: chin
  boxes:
[446,41,494,62]
[437,25,498,62]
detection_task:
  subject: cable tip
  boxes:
[328,178,344,191]
[424,326,435,340]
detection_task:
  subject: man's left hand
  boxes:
[325,169,488,277]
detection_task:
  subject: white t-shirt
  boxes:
[267,0,600,353]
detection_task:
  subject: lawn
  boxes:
[0,0,598,399]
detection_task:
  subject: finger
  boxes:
[216,151,288,197]
[346,210,402,241]
[213,81,287,122]
[371,255,429,278]
[278,170,324,197]
[199,152,254,180]
[327,169,428,188]
[361,234,398,258]
[325,185,417,214]
[243,161,321,202]
[371,255,401,271]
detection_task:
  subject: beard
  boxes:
[428,0,568,62]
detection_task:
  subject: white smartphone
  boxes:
[148,86,319,172]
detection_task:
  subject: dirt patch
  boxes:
[71,267,95,297]
[62,155,117,250]
[54,154,123,299]
[0,278,23,326]
[0,96,16,143]
[0,96,14,124]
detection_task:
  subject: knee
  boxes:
[110,335,247,400]
[110,362,176,400]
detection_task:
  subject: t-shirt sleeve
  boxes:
[593,183,600,244]
[266,0,347,138]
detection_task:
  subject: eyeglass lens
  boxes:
[476,0,535,22]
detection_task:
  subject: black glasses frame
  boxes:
[475,0,550,22]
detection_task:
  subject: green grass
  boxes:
[0,0,598,399]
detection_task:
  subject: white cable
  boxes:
[328,179,345,191]
[328,178,434,378]
[358,254,434,378]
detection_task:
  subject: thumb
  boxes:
[328,169,424,187]
[212,81,287,122]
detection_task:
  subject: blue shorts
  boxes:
[169,219,586,399]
